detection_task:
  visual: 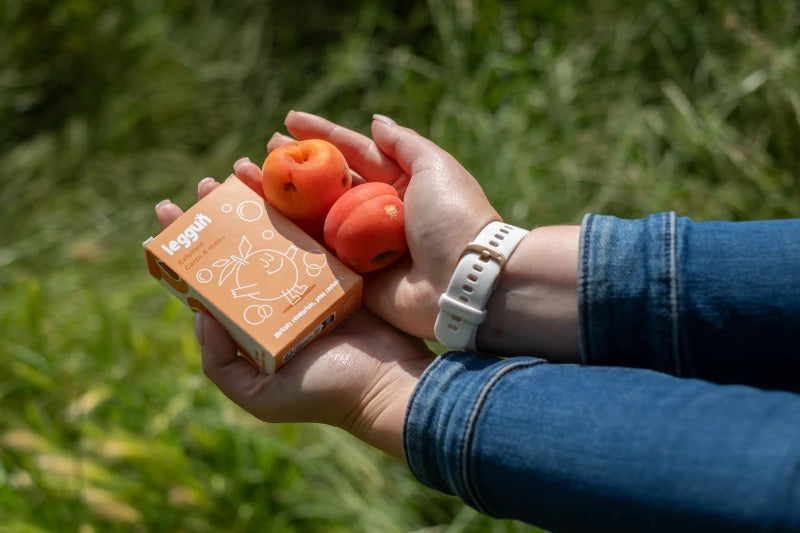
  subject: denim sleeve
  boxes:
[579,212,800,391]
[403,351,800,532]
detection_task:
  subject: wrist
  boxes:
[434,222,530,350]
[477,225,581,361]
[341,356,428,462]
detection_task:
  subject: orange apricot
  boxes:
[262,139,352,236]
[324,182,407,273]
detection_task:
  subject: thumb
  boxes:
[370,116,499,239]
[365,118,501,339]
[370,118,498,214]
[370,117,448,179]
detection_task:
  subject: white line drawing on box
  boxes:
[194,199,332,325]
[236,200,264,222]
[210,236,307,324]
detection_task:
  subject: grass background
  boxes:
[1,0,798,531]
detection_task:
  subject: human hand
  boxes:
[234,111,502,340]
[155,181,434,460]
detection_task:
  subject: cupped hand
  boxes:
[235,111,501,339]
[155,180,434,460]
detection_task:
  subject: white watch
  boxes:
[434,221,528,351]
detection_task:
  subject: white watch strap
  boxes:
[434,221,528,351]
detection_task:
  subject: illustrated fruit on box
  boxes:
[261,139,352,236]
[323,182,407,273]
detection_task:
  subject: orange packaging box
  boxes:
[143,176,363,373]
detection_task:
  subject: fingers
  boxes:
[370,118,454,179]
[155,184,275,419]
[198,176,221,200]
[266,132,295,152]
[232,158,264,199]
[155,177,222,230]
[196,313,275,416]
[155,178,295,421]
[156,200,184,230]
[284,111,404,187]
[156,175,222,231]
[370,116,499,227]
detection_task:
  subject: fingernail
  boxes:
[155,199,172,210]
[198,177,216,195]
[284,110,297,125]
[194,313,205,345]
[373,114,397,126]
[233,157,251,172]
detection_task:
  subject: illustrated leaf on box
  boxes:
[212,258,232,286]
[214,236,254,286]
[237,236,253,261]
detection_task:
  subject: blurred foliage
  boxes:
[1,0,798,531]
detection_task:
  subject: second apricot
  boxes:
[324,182,407,273]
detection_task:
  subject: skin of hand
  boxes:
[236,111,581,361]
[155,181,434,461]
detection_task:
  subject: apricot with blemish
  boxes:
[324,182,407,273]
[262,139,352,235]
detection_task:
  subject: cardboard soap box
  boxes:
[143,176,363,373]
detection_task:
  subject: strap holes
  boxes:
[462,284,473,293]
[467,273,478,282]
[489,240,499,247]
[494,233,504,240]
[500,228,510,234]
[448,324,458,331]
[472,264,483,272]
[459,295,469,302]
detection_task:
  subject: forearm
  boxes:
[404,352,800,532]
[476,214,800,390]
[477,225,581,362]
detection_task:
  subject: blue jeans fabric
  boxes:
[579,212,800,391]
[404,213,800,532]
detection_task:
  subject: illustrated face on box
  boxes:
[194,199,329,326]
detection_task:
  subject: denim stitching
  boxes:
[659,212,677,375]
[579,214,594,365]
[460,358,548,515]
[666,212,681,376]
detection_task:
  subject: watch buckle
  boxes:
[461,243,507,268]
